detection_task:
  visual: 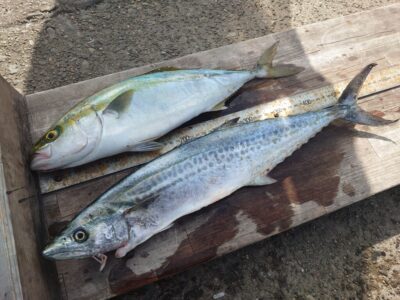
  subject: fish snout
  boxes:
[42,238,75,260]
[30,145,52,170]
[42,242,62,260]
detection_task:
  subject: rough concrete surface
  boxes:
[0,0,399,299]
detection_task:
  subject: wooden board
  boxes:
[33,4,400,299]
[26,3,400,193]
[0,75,57,299]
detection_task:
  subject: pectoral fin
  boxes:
[129,141,164,152]
[247,175,277,186]
[103,89,134,117]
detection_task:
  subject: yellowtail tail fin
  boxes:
[255,41,304,78]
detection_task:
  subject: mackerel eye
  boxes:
[73,228,88,243]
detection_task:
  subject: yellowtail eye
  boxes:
[45,126,61,142]
[73,228,88,243]
[46,130,57,140]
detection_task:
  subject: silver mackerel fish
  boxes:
[43,64,396,270]
[30,41,303,171]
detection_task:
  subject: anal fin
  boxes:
[129,141,164,152]
[247,175,277,186]
[209,101,229,112]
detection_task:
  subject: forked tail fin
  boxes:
[338,63,398,126]
[254,41,304,78]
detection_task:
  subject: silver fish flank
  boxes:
[31,41,303,171]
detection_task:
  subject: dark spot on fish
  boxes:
[274,113,279,118]
[348,56,358,61]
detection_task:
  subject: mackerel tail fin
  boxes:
[338,63,398,126]
[254,41,304,78]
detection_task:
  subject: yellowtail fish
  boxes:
[30,42,303,171]
[42,64,396,271]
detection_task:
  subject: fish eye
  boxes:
[46,130,58,141]
[73,228,88,243]
[45,126,62,142]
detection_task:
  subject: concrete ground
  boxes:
[1,0,399,299]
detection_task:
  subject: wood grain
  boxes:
[0,75,57,299]
[35,4,400,299]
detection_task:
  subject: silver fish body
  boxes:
[31,42,303,170]
[109,109,338,257]
[73,70,255,167]
[43,64,395,261]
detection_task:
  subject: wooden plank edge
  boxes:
[0,74,59,300]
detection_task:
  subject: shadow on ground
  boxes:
[23,0,399,299]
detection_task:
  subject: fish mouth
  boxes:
[30,145,52,171]
[42,244,91,260]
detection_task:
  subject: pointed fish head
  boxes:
[31,107,102,171]
[43,212,129,260]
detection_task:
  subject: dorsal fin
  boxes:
[212,117,240,132]
[103,89,134,117]
[143,66,182,75]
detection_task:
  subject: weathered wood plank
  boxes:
[35,4,400,299]
[0,151,22,300]
[27,3,400,193]
[0,75,57,299]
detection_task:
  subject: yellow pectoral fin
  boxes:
[103,89,134,117]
